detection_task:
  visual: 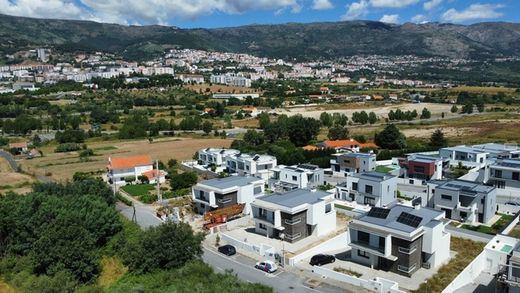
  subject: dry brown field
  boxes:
[0,158,35,194]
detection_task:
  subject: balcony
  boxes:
[350,240,385,254]
[254,213,274,225]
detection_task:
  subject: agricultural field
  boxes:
[0,158,35,194]
[22,137,231,182]
[186,83,260,94]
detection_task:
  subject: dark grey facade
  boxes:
[280,210,309,243]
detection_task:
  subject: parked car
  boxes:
[255,260,278,273]
[218,244,236,256]
[309,254,336,266]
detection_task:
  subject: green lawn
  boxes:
[461,214,514,235]
[121,184,154,197]
[335,204,354,211]
[375,165,393,173]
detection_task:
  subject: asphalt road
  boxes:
[0,150,17,171]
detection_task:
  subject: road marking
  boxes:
[215,266,224,271]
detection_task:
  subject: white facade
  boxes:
[269,164,325,192]
[192,176,265,215]
[336,171,397,207]
[225,153,277,181]
[198,148,240,167]
[439,146,488,168]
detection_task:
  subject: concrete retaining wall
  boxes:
[288,232,349,266]
[221,233,277,262]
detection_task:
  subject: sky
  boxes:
[0,0,518,28]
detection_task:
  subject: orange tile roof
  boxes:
[142,169,166,180]
[9,142,28,148]
[372,95,384,100]
[109,155,152,170]
[302,145,319,151]
[242,106,257,112]
[322,139,361,149]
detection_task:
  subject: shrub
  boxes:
[55,143,83,153]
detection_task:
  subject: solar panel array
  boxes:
[396,212,423,228]
[367,207,390,219]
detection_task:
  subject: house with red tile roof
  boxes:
[317,139,362,152]
[9,142,28,154]
[372,95,384,101]
[107,155,166,185]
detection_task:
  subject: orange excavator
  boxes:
[203,203,245,229]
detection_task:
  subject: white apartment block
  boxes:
[251,189,336,243]
[192,176,265,215]
[225,153,277,181]
[269,164,325,192]
[336,171,397,207]
[210,73,252,87]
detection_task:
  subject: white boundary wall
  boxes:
[221,233,277,262]
[288,232,349,266]
[312,266,405,293]
[441,250,487,293]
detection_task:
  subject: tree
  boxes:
[368,112,378,124]
[286,115,320,147]
[170,172,198,190]
[257,112,270,129]
[320,112,333,128]
[202,121,213,135]
[451,105,458,113]
[243,130,264,146]
[332,113,348,126]
[429,129,448,149]
[374,124,407,149]
[462,103,473,114]
[119,112,149,139]
[122,222,204,274]
[420,108,431,119]
[327,125,349,140]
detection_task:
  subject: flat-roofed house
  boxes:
[399,154,446,181]
[225,153,277,181]
[269,164,325,192]
[336,171,397,207]
[432,180,496,224]
[330,152,376,177]
[348,205,450,277]
[439,146,489,168]
[198,148,240,167]
[486,159,520,193]
[251,189,336,243]
[192,175,265,215]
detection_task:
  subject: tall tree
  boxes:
[327,125,349,140]
[429,129,448,149]
[374,124,407,149]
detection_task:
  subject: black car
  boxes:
[309,254,335,266]
[218,244,236,256]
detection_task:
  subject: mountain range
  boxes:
[1,14,520,61]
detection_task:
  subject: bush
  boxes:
[170,172,198,191]
[55,143,83,153]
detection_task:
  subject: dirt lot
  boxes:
[186,83,261,94]
[0,158,35,194]
[274,102,454,119]
[22,137,232,182]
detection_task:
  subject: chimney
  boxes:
[414,203,421,210]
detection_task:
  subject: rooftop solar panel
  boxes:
[367,207,390,219]
[396,212,423,228]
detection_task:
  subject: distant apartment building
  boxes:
[210,73,251,87]
[225,153,277,181]
[198,148,240,167]
[399,154,446,181]
[251,189,336,243]
[269,164,325,192]
[431,180,496,224]
[439,146,489,168]
[335,171,397,207]
[486,159,520,193]
[37,48,48,62]
[192,176,265,215]
[330,152,376,177]
[212,93,260,100]
[178,74,204,84]
[348,205,450,277]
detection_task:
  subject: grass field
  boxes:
[98,256,128,289]
[0,158,35,194]
[446,86,518,94]
[22,137,232,182]
[121,184,154,197]
[186,83,260,94]
[412,237,485,293]
[461,214,514,235]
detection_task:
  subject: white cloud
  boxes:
[441,3,504,23]
[0,0,86,21]
[379,14,399,24]
[369,0,419,8]
[312,0,333,10]
[411,14,428,23]
[0,0,303,25]
[423,0,442,11]
[341,0,369,20]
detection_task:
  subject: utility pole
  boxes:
[156,160,162,202]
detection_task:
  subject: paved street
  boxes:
[0,150,17,171]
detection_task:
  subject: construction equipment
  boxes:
[203,204,245,229]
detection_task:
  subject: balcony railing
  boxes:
[254,214,274,224]
[350,240,385,254]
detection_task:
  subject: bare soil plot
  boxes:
[22,137,232,182]
[186,83,261,94]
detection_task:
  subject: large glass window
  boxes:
[365,185,373,194]
[358,231,370,244]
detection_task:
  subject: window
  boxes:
[325,203,332,213]
[364,196,375,206]
[378,237,385,250]
[398,245,417,254]
[218,198,232,204]
[259,223,266,230]
[398,264,416,273]
[357,250,369,258]
[441,194,452,201]
[365,185,373,194]
[292,176,297,181]
[254,186,262,194]
[358,231,370,244]
[199,190,204,198]
[352,182,358,191]
[495,180,506,189]
[409,179,414,184]
[284,217,301,225]
[495,170,503,178]
[514,172,520,181]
